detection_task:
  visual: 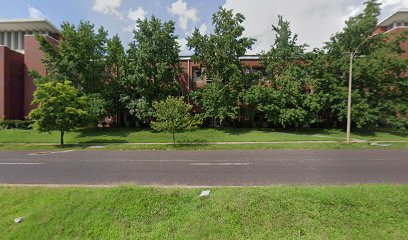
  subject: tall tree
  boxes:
[105,34,125,126]
[190,82,239,127]
[245,16,322,127]
[325,0,408,128]
[36,21,108,95]
[29,81,89,145]
[187,8,255,125]
[121,16,181,123]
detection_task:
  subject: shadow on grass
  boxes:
[178,139,209,144]
[74,128,134,138]
[348,129,408,139]
[217,127,338,136]
[79,139,129,144]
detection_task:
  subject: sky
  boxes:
[1,0,408,54]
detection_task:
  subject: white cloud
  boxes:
[222,0,368,54]
[28,6,47,19]
[123,7,147,33]
[169,0,199,31]
[128,7,147,21]
[177,38,193,55]
[198,23,208,35]
[123,25,135,33]
[381,0,408,8]
[222,0,408,54]
[92,0,123,19]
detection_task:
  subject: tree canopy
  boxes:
[121,16,181,123]
[151,96,202,144]
[29,81,89,145]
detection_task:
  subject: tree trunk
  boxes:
[115,97,119,128]
[60,130,64,146]
[172,131,176,145]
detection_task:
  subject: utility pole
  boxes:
[346,52,354,144]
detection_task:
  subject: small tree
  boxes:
[29,80,89,146]
[151,96,202,144]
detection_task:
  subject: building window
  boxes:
[205,71,213,83]
[244,67,251,75]
[193,67,202,81]
[0,32,4,46]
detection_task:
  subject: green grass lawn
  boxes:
[0,127,407,144]
[1,185,408,239]
[0,128,406,150]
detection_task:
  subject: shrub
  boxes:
[0,120,34,129]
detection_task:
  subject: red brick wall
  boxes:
[179,59,264,95]
[23,35,59,118]
[0,47,5,120]
[386,27,408,59]
[0,47,24,120]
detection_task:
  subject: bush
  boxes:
[0,120,34,129]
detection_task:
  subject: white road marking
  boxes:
[0,163,44,165]
[29,150,75,156]
[117,159,202,162]
[190,163,251,166]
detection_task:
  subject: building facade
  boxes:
[0,19,59,120]
[0,9,407,122]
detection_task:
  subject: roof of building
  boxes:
[0,19,59,33]
[179,55,261,61]
[378,8,408,26]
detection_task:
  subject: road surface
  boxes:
[0,150,407,186]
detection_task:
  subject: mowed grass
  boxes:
[1,185,408,239]
[0,128,407,144]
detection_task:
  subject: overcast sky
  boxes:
[1,0,408,54]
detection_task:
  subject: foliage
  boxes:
[104,35,126,125]
[29,80,89,145]
[87,93,108,125]
[0,120,33,130]
[121,96,151,123]
[151,96,202,144]
[245,16,322,127]
[324,0,408,128]
[190,82,239,127]
[121,16,181,122]
[187,8,255,123]
[35,21,108,95]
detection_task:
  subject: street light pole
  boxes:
[345,33,377,144]
[346,52,354,144]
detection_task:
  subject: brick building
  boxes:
[0,19,59,120]
[0,9,407,122]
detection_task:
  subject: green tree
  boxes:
[121,16,181,122]
[325,0,408,128]
[190,82,238,127]
[36,21,108,95]
[187,8,255,124]
[105,34,125,126]
[245,16,322,127]
[29,81,89,146]
[151,96,202,144]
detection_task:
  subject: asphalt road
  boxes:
[0,150,408,186]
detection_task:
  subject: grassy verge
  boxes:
[0,142,407,151]
[0,128,407,144]
[0,128,407,150]
[1,185,407,239]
